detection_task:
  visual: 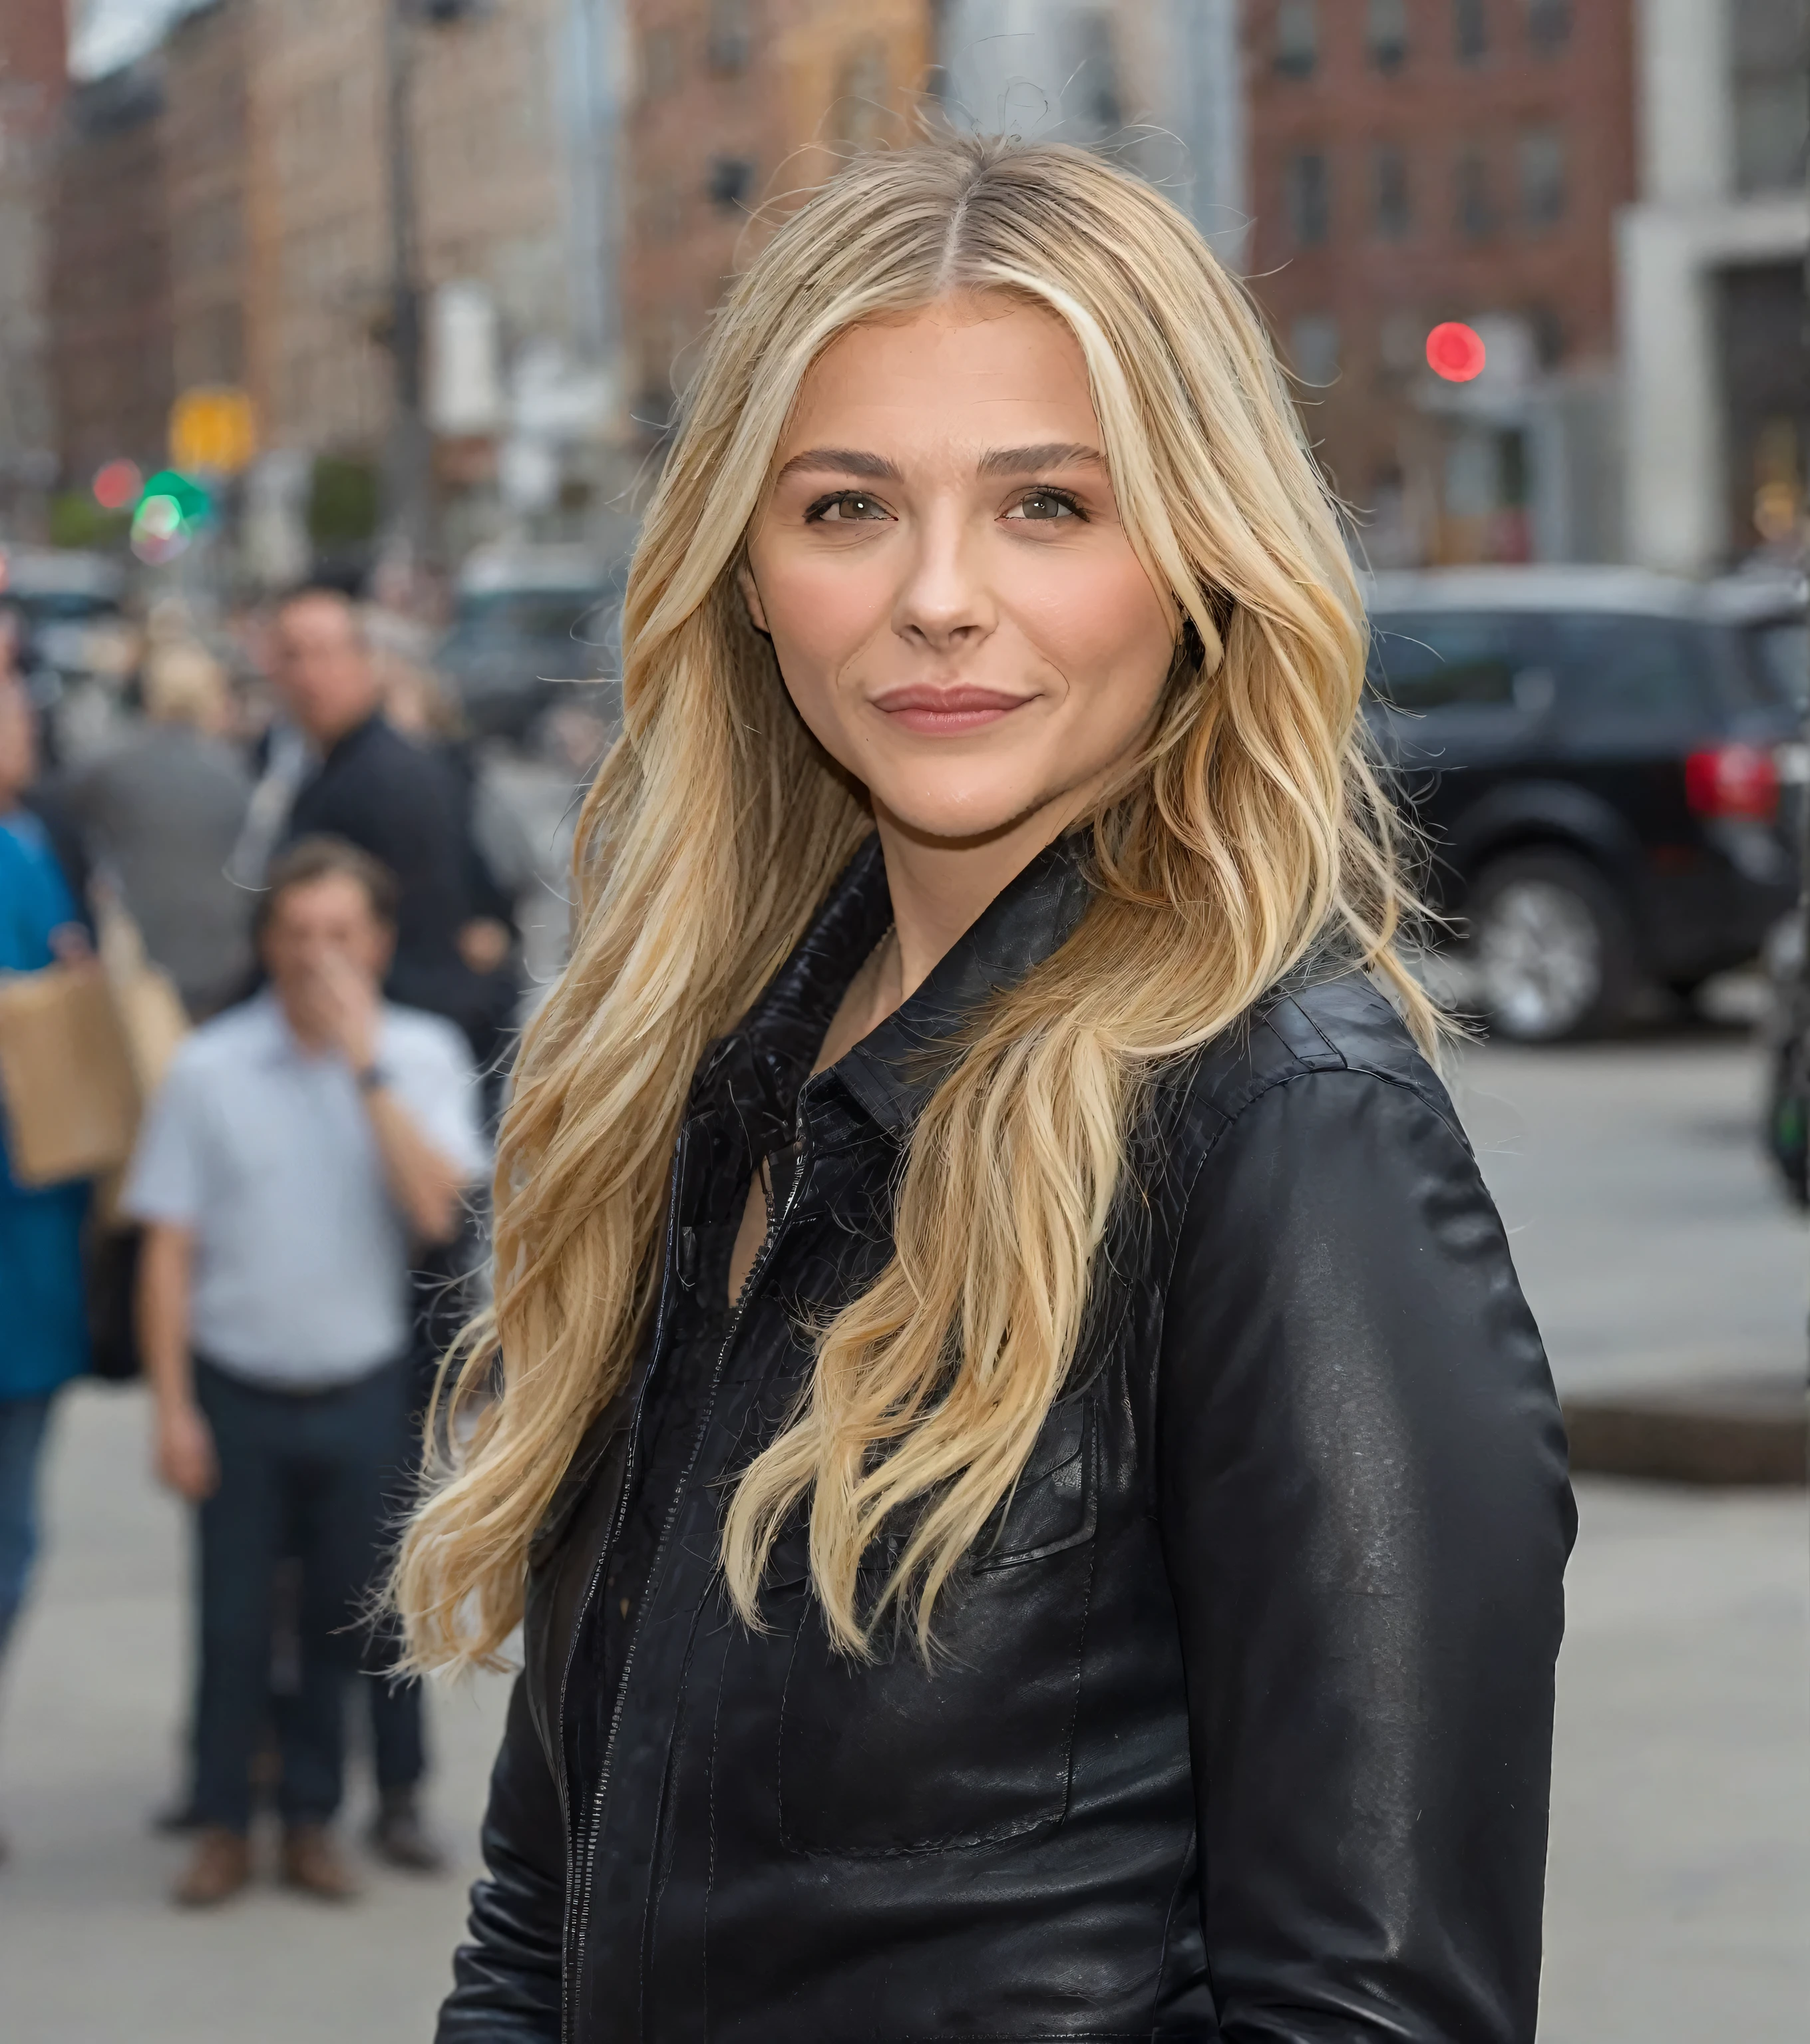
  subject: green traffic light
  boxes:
[139,469,214,526]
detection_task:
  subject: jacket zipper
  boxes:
[562,1089,816,2044]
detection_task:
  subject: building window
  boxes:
[707,154,753,211]
[1732,0,1810,194]
[1274,0,1318,80]
[1518,128,1566,226]
[1455,148,1496,238]
[1290,315,1340,386]
[1284,150,1331,245]
[1527,0,1571,51]
[1367,0,1409,71]
[707,0,752,75]
[1453,0,1489,63]
[1373,144,1412,237]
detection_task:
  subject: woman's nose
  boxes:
[890,505,997,652]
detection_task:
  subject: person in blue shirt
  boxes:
[0,671,92,1859]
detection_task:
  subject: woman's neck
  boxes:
[813,790,1096,1077]
[814,800,1076,1073]
[877,792,1089,1003]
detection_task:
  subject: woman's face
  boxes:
[743,294,1177,848]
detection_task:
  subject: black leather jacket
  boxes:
[439,836,1575,2044]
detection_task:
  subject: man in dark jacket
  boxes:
[271,588,510,1056]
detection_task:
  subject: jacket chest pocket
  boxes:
[774,1395,1097,1857]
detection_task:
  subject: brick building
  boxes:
[48,59,175,488]
[164,0,251,397]
[236,0,622,558]
[244,0,393,460]
[1242,0,1637,566]
[624,0,932,425]
[0,0,69,530]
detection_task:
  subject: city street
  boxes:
[1,1023,1806,2042]
[5,3,1804,2039]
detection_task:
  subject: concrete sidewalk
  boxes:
[1540,1480,1809,2041]
[0,1384,512,2041]
[1454,1033,1807,1398]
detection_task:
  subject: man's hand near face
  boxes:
[301,945,382,1076]
[264,866,475,1244]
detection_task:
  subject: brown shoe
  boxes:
[281,1822,359,1901]
[174,1826,252,1908]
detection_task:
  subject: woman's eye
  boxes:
[809,492,890,524]
[1005,490,1081,523]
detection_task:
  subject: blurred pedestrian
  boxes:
[0,673,94,1868]
[66,640,254,1020]
[268,587,515,1069]
[124,837,486,1908]
[264,588,514,1848]
[0,609,92,921]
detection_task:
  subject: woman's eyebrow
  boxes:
[774,447,904,483]
[978,442,1104,477]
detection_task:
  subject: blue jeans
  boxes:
[192,1359,408,1833]
[0,1395,55,1661]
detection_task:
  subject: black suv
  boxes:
[1365,568,1803,1041]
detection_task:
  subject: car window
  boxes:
[453,591,610,643]
[1366,611,1537,711]
[15,593,120,625]
[1740,618,1807,707]
[1548,614,1711,719]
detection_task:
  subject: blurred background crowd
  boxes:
[0,1,1805,2040]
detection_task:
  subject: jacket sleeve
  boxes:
[436,1674,567,2042]
[1156,1067,1575,2044]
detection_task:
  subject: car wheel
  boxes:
[1467,850,1640,1043]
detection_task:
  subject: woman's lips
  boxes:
[870,685,1034,735]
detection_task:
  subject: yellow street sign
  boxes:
[169,387,258,477]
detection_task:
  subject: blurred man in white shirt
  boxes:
[124,837,487,1908]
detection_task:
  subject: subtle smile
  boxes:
[870,684,1035,735]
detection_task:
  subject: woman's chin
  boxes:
[868,771,1087,852]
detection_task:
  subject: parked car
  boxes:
[0,546,136,764]
[1364,566,1803,1041]
[438,531,635,745]
[0,546,130,681]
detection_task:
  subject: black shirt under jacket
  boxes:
[439,832,1576,2044]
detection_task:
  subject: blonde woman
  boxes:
[403,136,1573,2043]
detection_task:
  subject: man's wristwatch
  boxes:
[355,1063,392,1095]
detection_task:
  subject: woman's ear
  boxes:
[736,560,771,636]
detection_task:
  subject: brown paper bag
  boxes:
[0,895,191,1192]
[96,892,190,1099]
[0,963,140,1186]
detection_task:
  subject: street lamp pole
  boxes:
[381,0,433,574]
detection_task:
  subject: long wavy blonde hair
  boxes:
[395,134,1434,1672]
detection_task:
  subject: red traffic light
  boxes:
[1426,322,1487,383]
[93,458,144,511]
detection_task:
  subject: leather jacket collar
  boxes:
[737,829,1097,1137]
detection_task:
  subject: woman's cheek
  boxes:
[769,568,888,683]
[1010,581,1165,713]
